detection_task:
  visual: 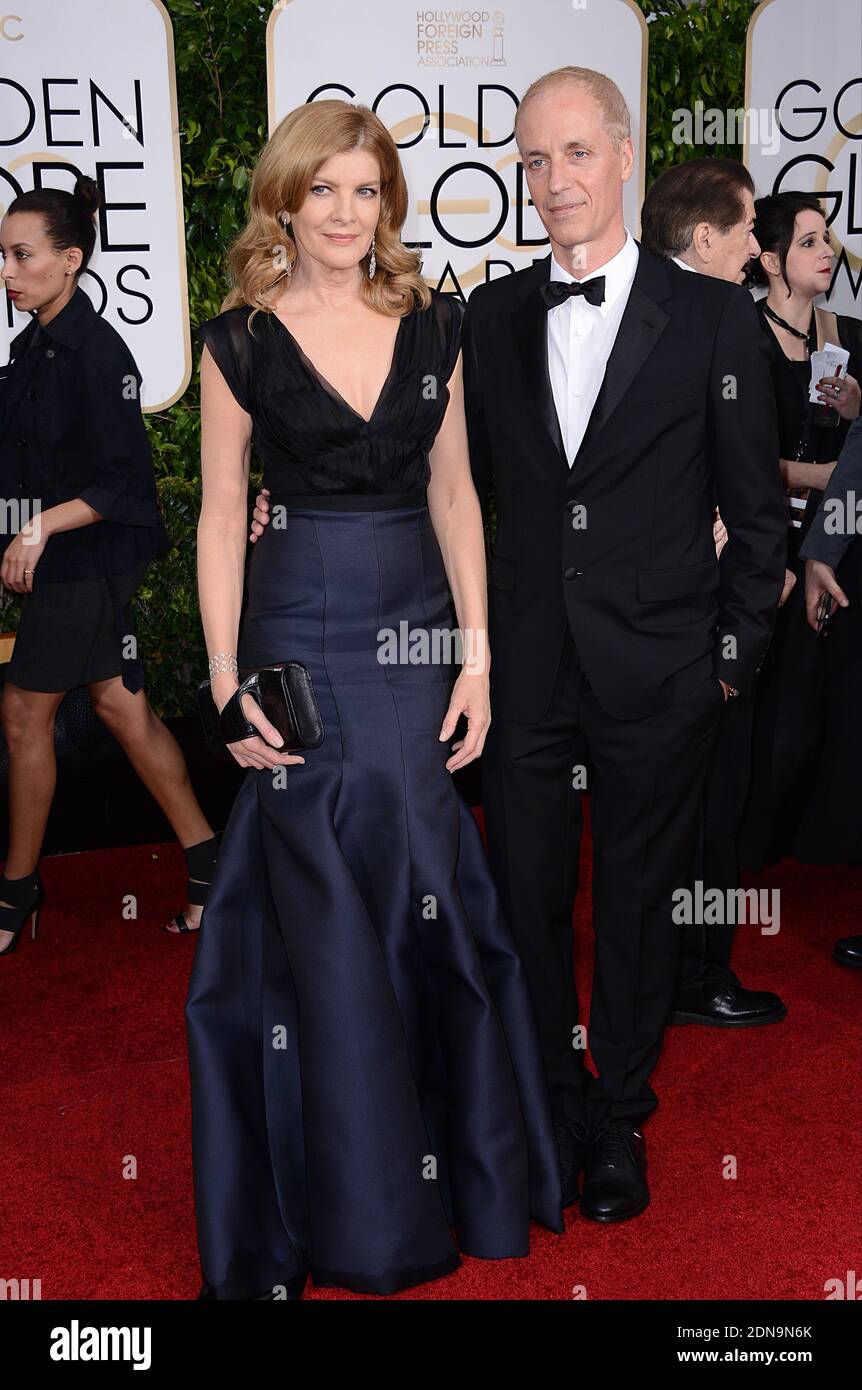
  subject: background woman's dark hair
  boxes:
[750,191,825,295]
[6,176,101,274]
[640,157,755,259]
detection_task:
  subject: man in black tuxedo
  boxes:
[463,68,787,1221]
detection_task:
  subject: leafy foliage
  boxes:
[641,0,756,175]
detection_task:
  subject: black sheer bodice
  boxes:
[197,289,464,506]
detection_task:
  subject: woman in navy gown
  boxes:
[186,99,564,1299]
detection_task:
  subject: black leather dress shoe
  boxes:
[580,1127,649,1224]
[669,977,787,1027]
[554,1117,591,1207]
[833,934,862,968]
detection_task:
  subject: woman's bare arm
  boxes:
[197,344,252,708]
[426,350,490,770]
[197,344,301,769]
[779,458,836,491]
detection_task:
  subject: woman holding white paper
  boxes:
[740,191,862,871]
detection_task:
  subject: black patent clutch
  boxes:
[197,662,325,758]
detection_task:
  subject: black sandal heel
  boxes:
[167,833,222,934]
[0,870,45,957]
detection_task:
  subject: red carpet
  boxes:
[1,811,859,1301]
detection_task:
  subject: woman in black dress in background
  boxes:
[740,193,862,869]
[0,180,222,950]
[187,99,563,1300]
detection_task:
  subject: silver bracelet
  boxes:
[208,651,238,678]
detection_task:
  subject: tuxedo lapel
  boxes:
[509,246,674,473]
[512,257,566,466]
[575,248,672,463]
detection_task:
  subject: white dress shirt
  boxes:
[547,230,640,467]
[671,254,697,272]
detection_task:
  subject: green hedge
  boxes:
[0,0,757,716]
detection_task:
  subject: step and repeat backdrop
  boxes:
[745,0,860,315]
[266,0,647,294]
[0,0,190,409]
[1,0,859,407]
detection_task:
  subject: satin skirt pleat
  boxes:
[185,505,563,1298]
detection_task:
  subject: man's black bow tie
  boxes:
[540,276,606,309]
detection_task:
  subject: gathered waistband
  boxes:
[266,488,427,513]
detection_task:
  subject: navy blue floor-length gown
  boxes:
[186,289,564,1298]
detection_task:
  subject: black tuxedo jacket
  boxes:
[462,245,787,722]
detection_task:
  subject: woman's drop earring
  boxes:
[368,233,376,280]
[280,214,294,277]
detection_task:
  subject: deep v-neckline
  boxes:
[272,309,406,426]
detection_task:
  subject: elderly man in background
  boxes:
[641,157,792,1029]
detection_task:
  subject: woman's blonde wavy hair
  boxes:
[222,100,430,332]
